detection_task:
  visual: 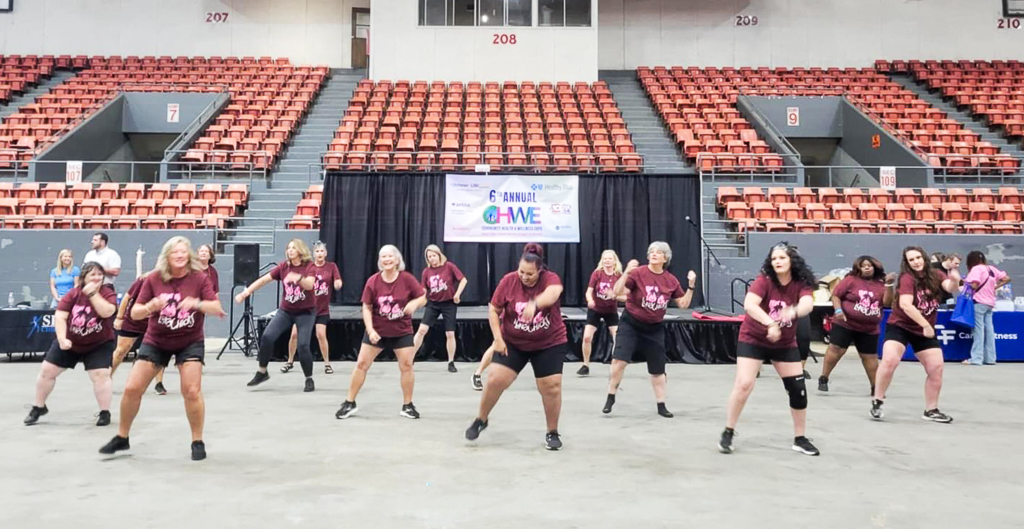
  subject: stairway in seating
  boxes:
[700,191,746,258]
[888,73,1024,177]
[0,70,78,121]
[219,69,364,260]
[600,70,691,174]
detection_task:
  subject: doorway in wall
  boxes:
[352,8,370,69]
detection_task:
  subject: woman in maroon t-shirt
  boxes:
[720,243,818,456]
[284,241,342,375]
[336,244,426,420]
[25,262,118,427]
[99,236,225,461]
[413,244,468,374]
[237,239,318,392]
[110,272,152,378]
[818,255,892,395]
[578,249,624,377]
[603,242,696,418]
[872,246,960,424]
[464,244,568,451]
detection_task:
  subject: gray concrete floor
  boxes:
[1,342,1022,529]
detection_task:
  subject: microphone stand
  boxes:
[685,216,734,317]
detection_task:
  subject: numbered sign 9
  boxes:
[879,166,897,190]
[786,107,800,127]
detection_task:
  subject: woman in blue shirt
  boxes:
[50,249,80,308]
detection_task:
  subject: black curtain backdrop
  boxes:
[320,173,703,307]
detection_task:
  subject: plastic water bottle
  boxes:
[7,292,13,308]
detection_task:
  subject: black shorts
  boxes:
[884,324,942,353]
[586,309,620,328]
[736,341,802,363]
[611,312,667,375]
[315,314,330,326]
[137,341,206,367]
[492,342,566,378]
[361,332,415,350]
[830,323,879,356]
[117,329,144,339]
[44,339,115,370]
[421,301,458,332]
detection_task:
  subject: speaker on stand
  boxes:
[219,244,260,359]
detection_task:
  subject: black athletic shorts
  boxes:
[586,309,620,328]
[736,341,802,363]
[137,341,206,367]
[884,324,941,353]
[611,312,667,375]
[830,323,879,356]
[116,329,144,339]
[44,339,115,370]
[492,342,566,378]
[315,314,330,326]
[362,332,415,350]
[421,301,458,332]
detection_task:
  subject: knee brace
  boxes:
[782,375,808,410]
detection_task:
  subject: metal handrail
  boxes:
[0,159,267,185]
[162,89,232,156]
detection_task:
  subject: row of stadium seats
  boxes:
[0,182,248,204]
[730,218,1022,235]
[0,57,50,103]
[715,186,1024,208]
[286,185,325,229]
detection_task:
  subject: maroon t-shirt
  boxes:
[738,274,813,349]
[421,262,466,303]
[312,261,342,316]
[361,271,425,338]
[202,265,220,294]
[270,261,316,313]
[57,285,117,353]
[588,269,621,315]
[120,275,149,335]
[623,266,686,324]
[833,275,886,335]
[490,270,567,351]
[887,270,948,336]
[136,271,217,351]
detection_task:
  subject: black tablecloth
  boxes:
[0,309,56,356]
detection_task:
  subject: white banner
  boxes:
[444,174,580,243]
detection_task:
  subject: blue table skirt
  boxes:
[878,309,1024,361]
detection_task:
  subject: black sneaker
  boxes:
[792,436,820,456]
[154,382,167,395]
[24,405,48,425]
[246,371,270,387]
[471,373,483,391]
[400,403,420,419]
[602,394,615,414]
[870,399,884,420]
[335,400,358,419]
[576,365,590,377]
[191,440,207,461]
[922,409,953,423]
[303,378,315,392]
[96,410,111,427]
[99,435,130,455]
[818,376,829,392]
[718,428,735,454]
[657,402,674,418]
[448,362,458,373]
[545,431,563,451]
[465,418,488,440]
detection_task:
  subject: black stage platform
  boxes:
[256,306,740,364]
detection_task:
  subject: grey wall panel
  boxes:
[122,92,222,134]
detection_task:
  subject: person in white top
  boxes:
[83,233,122,286]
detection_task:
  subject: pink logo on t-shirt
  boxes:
[428,275,449,295]
[854,290,881,317]
[284,281,306,303]
[377,295,405,320]
[916,290,939,317]
[314,273,329,296]
[512,301,552,333]
[156,293,196,331]
[768,300,794,328]
[70,304,103,337]
[596,281,614,301]
[641,286,669,312]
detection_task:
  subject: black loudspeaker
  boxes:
[233,243,260,286]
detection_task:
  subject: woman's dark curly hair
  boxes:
[900,246,944,301]
[761,242,816,289]
[852,255,886,282]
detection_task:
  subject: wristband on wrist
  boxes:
[834,308,843,315]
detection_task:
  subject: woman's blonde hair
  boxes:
[156,236,201,282]
[55,249,74,276]
[595,249,623,274]
[287,238,313,264]
[424,244,447,266]
[378,244,406,272]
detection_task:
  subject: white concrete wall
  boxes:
[0,0,369,68]
[369,0,598,82]
[599,0,1024,69]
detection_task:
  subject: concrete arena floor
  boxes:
[1,344,1022,529]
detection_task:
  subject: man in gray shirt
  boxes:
[83,232,122,286]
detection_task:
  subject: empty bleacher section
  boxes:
[322,79,643,173]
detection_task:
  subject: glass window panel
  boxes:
[508,0,532,26]
[565,0,590,26]
[538,0,564,26]
[420,0,446,25]
[478,0,505,26]
[450,0,476,25]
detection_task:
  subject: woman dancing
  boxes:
[283,241,341,374]
[579,250,623,377]
[871,246,960,423]
[465,244,568,450]
[603,242,695,417]
[413,244,468,373]
[719,243,818,456]
[335,245,426,419]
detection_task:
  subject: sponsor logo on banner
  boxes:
[28,314,56,338]
[444,174,580,243]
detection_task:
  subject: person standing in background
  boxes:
[49,249,80,308]
[963,251,1011,366]
[83,233,122,287]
